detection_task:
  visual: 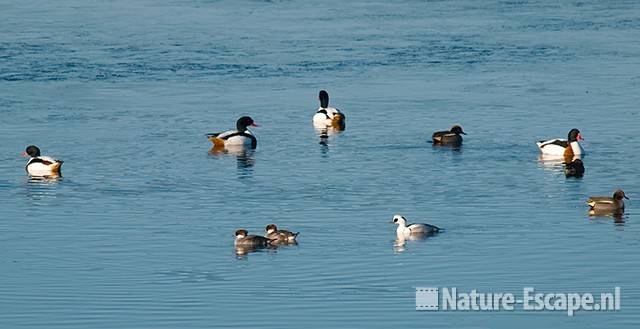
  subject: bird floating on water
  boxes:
[432,125,466,147]
[206,116,258,149]
[22,145,63,176]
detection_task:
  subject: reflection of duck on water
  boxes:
[564,158,585,178]
[315,125,344,147]
[209,145,256,171]
[537,153,583,172]
[393,232,433,253]
[28,173,62,182]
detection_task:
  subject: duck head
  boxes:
[235,229,248,239]
[22,145,41,157]
[319,90,329,108]
[390,214,407,227]
[568,128,583,142]
[236,116,258,131]
[613,189,629,200]
[450,125,466,135]
[265,224,278,234]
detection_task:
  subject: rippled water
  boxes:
[1,0,640,327]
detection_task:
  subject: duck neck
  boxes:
[320,95,329,108]
[569,141,583,155]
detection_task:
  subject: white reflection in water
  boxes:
[537,154,582,170]
[588,210,626,224]
[209,146,255,178]
[234,245,277,260]
[315,126,344,157]
[393,232,438,253]
[24,174,63,203]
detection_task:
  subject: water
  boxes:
[1,0,640,327]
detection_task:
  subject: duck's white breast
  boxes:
[570,141,585,155]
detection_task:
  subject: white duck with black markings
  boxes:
[391,214,441,238]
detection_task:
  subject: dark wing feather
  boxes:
[539,139,568,148]
[432,130,449,142]
[29,157,53,165]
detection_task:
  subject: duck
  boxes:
[265,224,299,243]
[313,90,345,129]
[206,116,258,149]
[537,128,584,156]
[22,145,63,176]
[587,189,628,216]
[234,229,274,247]
[564,158,585,178]
[391,214,441,238]
[432,125,466,146]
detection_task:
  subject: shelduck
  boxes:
[22,145,63,176]
[313,90,345,129]
[206,116,258,149]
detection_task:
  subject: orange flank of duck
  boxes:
[208,136,226,148]
[51,162,63,173]
[563,145,574,157]
[331,113,345,128]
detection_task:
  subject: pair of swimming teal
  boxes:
[234,224,298,250]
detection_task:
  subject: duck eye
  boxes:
[393,218,397,222]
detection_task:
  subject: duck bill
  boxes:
[250,123,259,127]
[624,195,629,200]
[20,151,28,157]
[577,133,584,141]
[461,132,467,135]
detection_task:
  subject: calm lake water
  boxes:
[1,0,639,327]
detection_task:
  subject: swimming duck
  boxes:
[313,90,345,129]
[22,145,63,176]
[564,158,585,178]
[265,224,299,243]
[234,229,274,247]
[432,125,466,146]
[391,214,441,238]
[587,190,628,215]
[206,116,258,149]
[537,128,584,156]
